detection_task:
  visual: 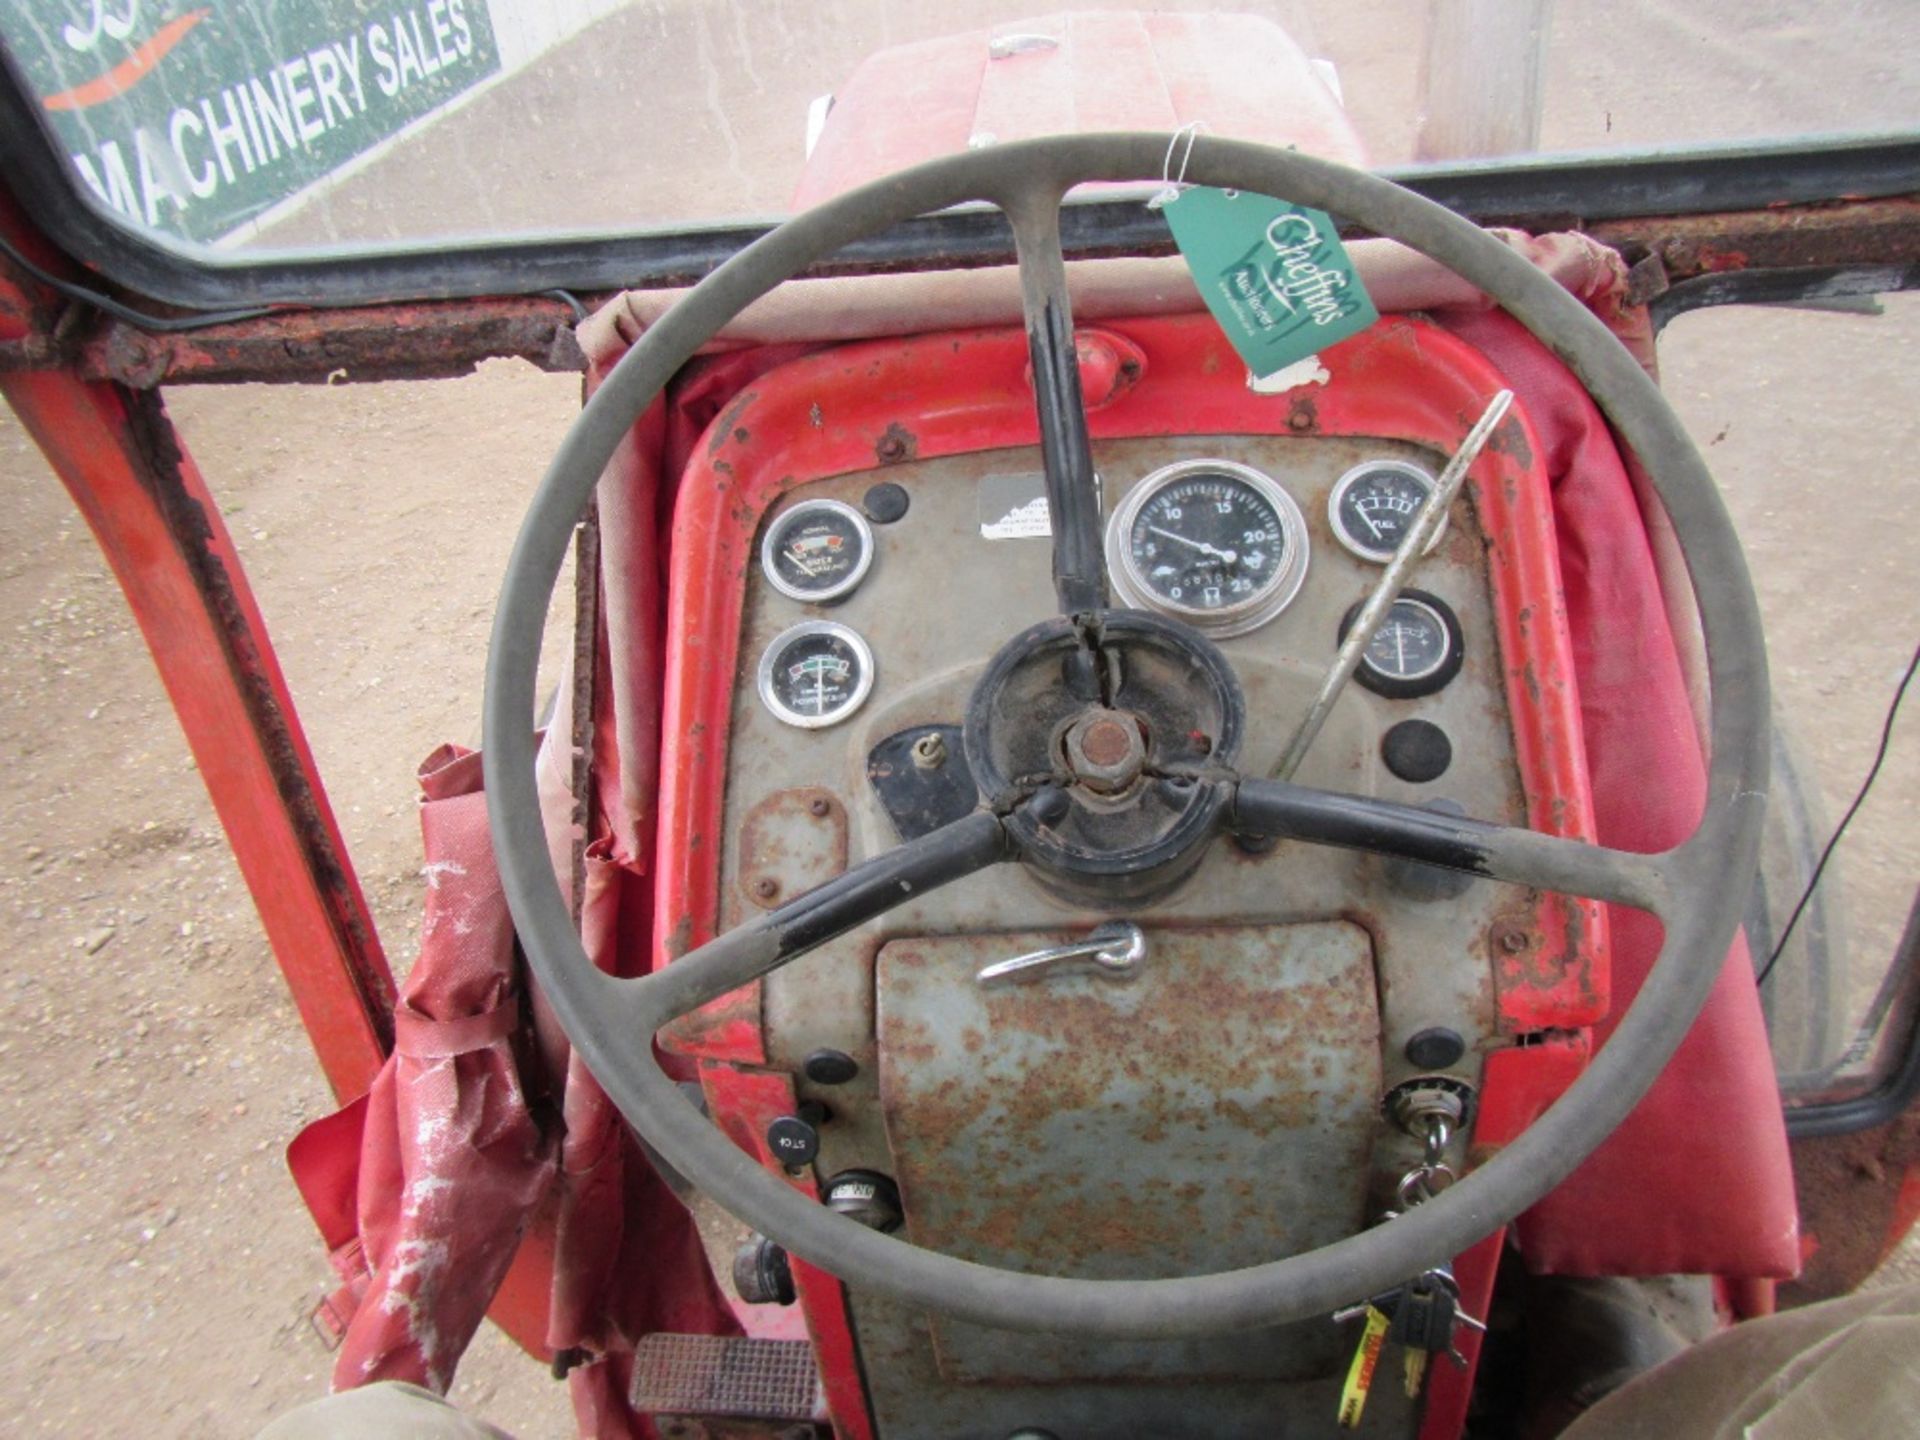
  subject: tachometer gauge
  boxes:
[1339,590,1465,699]
[1106,459,1310,638]
[761,498,875,603]
[756,621,875,729]
[1328,459,1446,564]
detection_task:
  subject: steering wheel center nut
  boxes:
[1063,708,1148,793]
[965,610,1245,905]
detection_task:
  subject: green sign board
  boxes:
[3,1,501,243]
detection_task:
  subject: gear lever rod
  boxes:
[1272,389,1513,781]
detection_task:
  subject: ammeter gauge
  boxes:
[1338,590,1465,699]
[756,621,875,729]
[761,498,875,603]
[1328,460,1447,564]
[1105,459,1310,637]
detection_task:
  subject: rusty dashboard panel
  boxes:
[876,921,1380,1384]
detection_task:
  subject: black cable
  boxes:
[0,231,275,331]
[1757,639,1920,989]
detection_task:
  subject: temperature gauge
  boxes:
[1328,460,1446,564]
[756,620,875,729]
[1339,590,1465,699]
[761,498,875,603]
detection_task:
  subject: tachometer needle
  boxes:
[1148,525,1238,566]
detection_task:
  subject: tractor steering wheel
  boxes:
[483,135,1769,1338]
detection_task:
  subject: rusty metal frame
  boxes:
[0,197,1907,394]
[0,202,395,1100]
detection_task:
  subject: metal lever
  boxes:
[977,921,1146,985]
[1273,389,1513,781]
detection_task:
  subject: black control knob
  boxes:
[766,1114,820,1168]
[732,1235,796,1306]
[1381,719,1452,783]
[804,1048,860,1085]
[1404,1027,1467,1070]
[823,1170,904,1233]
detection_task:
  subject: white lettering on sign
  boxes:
[1258,212,1353,328]
[65,1,484,233]
[981,496,1052,540]
[63,0,140,54]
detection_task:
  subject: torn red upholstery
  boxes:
[328,743,559,1393]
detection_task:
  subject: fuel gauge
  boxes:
[756,620,876,729]
[1339,590,1465,699]
[1328,460,1446,564]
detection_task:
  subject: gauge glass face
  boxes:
[757,622,873,728]
[1362,599,1452,682]
[762,499,873,601]
[1107,462,1309,636]
[1330,462,1443,563]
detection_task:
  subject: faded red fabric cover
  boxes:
[1444,309,1798,1277]
[332,743,558,1392]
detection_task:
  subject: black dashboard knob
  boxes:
[766,1114,820,1168]
[1381,719,1453,783]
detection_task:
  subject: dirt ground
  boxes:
[0,4,1916,1438]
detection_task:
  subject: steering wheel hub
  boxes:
[964,609,1245,904]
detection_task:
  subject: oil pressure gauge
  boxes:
[757,620,875,729]
[761,498,874,603]
[1338,590,1464,699]
[1328,460,1446,564]
[1106,459,1310,638]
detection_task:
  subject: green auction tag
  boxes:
[1162,186,1377,378]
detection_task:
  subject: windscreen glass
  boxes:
[0,0,1914,250]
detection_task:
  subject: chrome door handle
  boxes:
[976,922,1147,985]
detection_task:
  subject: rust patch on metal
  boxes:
[874,422,916,465]
[1485,412,1534,471]
[1078,716,1132,767]
[79,296,584,388]
[1590,197,1920,281]
[121,391,397,1048]
[737,787,848,911]
[1285,394,1318,432]
[709,391,759,457]
[875,922,1380,1384]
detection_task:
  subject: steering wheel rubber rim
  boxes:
[484,134,1768,1338]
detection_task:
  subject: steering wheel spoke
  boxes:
[625,812,1011,1028]
[1232,776,1670,914]
[1000,180,1109,617]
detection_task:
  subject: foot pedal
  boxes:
[630,1333,823,1422]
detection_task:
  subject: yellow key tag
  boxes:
[1338,1304,1392,1429]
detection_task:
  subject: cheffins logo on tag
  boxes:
[1164,187,1377,379]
